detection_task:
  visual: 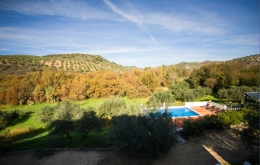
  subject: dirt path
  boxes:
[0,130,250,165]
[0,150,104,165]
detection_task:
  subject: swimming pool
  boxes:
[158,106,200,118]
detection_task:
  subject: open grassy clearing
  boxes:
[0,97,151,151]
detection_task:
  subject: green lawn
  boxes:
[0,97,150,151]
[1,95,224,151]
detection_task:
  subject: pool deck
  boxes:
[174,106,222,128]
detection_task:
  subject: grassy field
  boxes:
[0,97,151,151]
[1,96,223,152]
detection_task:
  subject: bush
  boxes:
[239,107,259,164]
[217,110,244,128]
[98,97,127,117]
[108,113,177,157]
[182,110,245,137]
[38,106,54,126]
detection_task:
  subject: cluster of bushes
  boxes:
[182,109,246,137]
[146,91,175,109]
[169,81,212,101]
[217,85,258,101]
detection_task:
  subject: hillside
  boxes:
[173,60,218,71]
[227,54,259,64]
[0,54,258,75]
[174,54,259,71]
[0,54,127,74]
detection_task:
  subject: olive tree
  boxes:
[108,113,177,157]
[38,101,103,139]
[147,91,175,109]
[97,97,127,117]
[77,107,104,138]
[50,101,83,138]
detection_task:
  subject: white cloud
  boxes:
[103,0,142,25]
[0,0,258,67]
[103,0,157,42]
[0,0,113,20]
[220,34,259,46]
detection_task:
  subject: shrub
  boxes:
[38,106,54,126]
[108,113,177,157]
[239,107,259,164]
[217,110,244,128]
[182,110,245,137]
[97,97,127,117]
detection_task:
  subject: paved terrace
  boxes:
[174,101,223,128]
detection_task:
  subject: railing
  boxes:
[185,101,207,107]
[227,105,242,110]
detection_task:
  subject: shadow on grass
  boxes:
[2,126,110,152]
[6,111,34,128]
[1,127,47,150]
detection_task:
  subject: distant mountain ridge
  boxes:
[0,53,258,75]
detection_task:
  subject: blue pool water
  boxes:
[158,107,200,118]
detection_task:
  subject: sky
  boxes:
[0,0,259,68]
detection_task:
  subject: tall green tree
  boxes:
[108,114,177,157]
[98,97,127,117]
[76,109,104,138]
[50,101,83,138]
[147,91,175,109]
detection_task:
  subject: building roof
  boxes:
[244,92,260,102]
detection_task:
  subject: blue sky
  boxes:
[0,0,259,67]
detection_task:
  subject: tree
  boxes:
[147,91,175,109]
[226,86,243,101]
[38,106,54,126]
[217,89,228,100]
[97,97,127,117]
[76,109,103,138]
[38,101,103,139]
[50,101,83,138]
[108,114,177,157]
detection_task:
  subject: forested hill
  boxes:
[174,54,259,71]
[0,54,127,75]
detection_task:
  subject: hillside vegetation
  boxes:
[0,54,127,75]
[228,54,259,64]
[174,54,259,71]
[0,54,258,106]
